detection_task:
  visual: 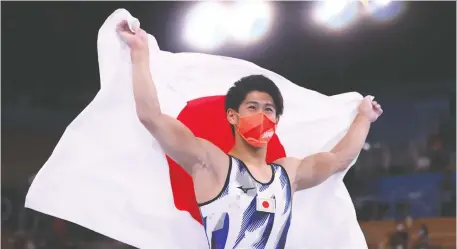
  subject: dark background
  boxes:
[2,1,455,100]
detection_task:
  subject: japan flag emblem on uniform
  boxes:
[256,197,276,213]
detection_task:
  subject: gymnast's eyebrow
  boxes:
[245,101,276,108]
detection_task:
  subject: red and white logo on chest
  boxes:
[256,197,276,213]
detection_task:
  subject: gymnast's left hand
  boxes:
[358,95,383,123]
[116,20,149,63]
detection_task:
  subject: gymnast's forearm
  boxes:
[130,52,208,172]
[131,57,162,125]
[330,114,371,170]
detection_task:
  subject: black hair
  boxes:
[225,74,284,135]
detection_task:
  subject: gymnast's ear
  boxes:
[226,108,239,126]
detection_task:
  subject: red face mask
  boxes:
[235,112,276,147]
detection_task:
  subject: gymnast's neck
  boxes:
[229,135,268,168]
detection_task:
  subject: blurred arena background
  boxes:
[1,1,455,249]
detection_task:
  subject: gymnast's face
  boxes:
[227,91,279,125]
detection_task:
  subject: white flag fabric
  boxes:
[26,9,367,249]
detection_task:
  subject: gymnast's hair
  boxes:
[225,74,284,135]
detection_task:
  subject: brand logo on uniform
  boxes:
[261,130,274,139]
[237,186,255,194]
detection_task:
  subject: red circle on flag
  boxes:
[167,95,286,224]
[262,201,270,209]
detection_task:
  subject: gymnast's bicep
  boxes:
[141,113,220,174]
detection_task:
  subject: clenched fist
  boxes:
[117,20,149,64]
[358,95,383,123]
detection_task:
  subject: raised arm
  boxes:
[116,21,222,175]
[278,96,383,191]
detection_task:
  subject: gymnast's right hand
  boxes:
[116,20,149,63]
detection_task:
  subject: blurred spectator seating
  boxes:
[360,218,456,249]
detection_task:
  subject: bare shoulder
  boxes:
[274,153,337,192]
[273,157,301,190]
[195,138,230,182]
[274,157,301,171]
[197,138,227,167]
[193,138,231,204]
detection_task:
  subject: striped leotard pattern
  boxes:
[199,156,292,249]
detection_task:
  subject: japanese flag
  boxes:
[256,197,276,213]
[25,9,368,249]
